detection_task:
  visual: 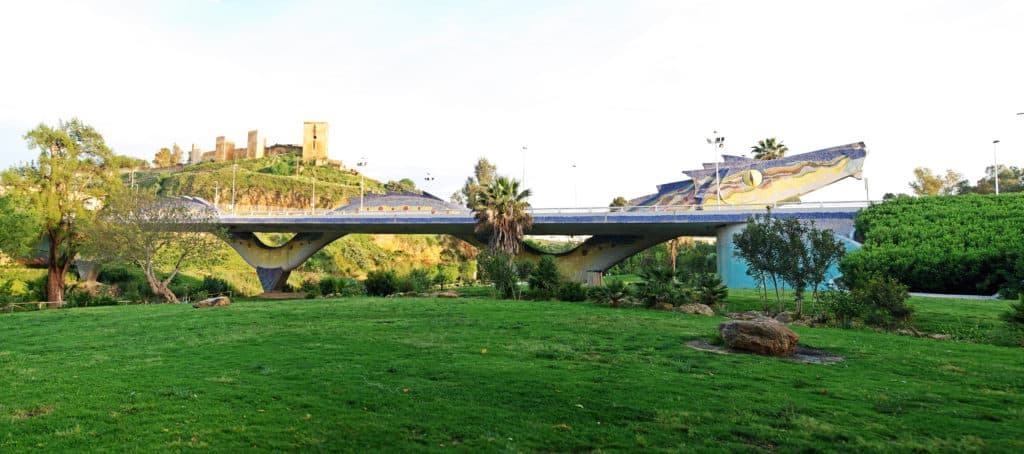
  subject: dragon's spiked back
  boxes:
[632,142,867,208]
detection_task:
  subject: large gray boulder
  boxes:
[718,319,799,356]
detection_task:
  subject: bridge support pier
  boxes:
[518,234,679,285]
[226,232,345,292]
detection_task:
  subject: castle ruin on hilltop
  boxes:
[186,121,340,168]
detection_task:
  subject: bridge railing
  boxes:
[214,200,876,218]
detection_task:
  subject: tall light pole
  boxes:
[706,131,726,208]
[357,157,368,212]
[522,146,527,184]
[993,140,1001,195]
[231,164,238,212]
[571,163,578,208]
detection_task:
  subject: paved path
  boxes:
[909,292,999,300]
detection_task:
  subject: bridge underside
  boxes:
[213,210,859,292]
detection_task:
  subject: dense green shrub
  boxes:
[319,277,364,297]
[527,255,562,296]
[365,270,399,297]
[478,251,519,299]
[555,282,587,302]
[433,264,460,289]
[588,280,632,307]
[843,193,1024,294]
[1001,294,1024,327]
[65,289,118,308]
[854,274,913,330]
[819,290,864,328]
[515,260,535,282]
[396,268,435,294]
[199,276,235,295]
[693,273,728,308]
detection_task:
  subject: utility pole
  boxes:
[522,146,527,184]
[358,157,368,212]
[993,140,1001,195]
[231,164,238,212]
[706,131,726,209]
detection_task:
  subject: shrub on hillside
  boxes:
[199,276,235,295]
[556,281,587,302]
[365,270,399,297]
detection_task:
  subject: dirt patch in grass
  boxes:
[686,340,845,364]
[13,406,54,419]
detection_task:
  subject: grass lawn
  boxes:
[1,295,1022,452]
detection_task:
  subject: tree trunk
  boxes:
[45,232,65,303]
[142,264,179,303]
[46,265,65,304]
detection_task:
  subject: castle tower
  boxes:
[190,144,201,164]
[215,136,228,162]
[302,121,328,162]
[248,130,265,159]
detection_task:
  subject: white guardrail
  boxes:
[216,200,876,218]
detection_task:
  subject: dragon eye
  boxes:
[743,169,763,187]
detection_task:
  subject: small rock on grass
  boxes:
[193,296,231,309]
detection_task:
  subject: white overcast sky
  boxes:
[1,0,1022,207]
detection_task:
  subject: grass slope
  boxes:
[1,297,1021,451]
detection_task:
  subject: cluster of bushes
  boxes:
[362,263,465,297]
[95,265,236,303]
[300,276,365,298]
[0,275,46,305]
[843,193,1024,296]
[819,274,914,330]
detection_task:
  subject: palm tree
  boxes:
[751,138,788,160]
[472,176,533,254]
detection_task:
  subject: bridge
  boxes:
[197,201,868,292]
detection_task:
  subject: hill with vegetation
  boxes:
[129,154,393,210]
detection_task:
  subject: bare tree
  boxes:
[85,190,225,303]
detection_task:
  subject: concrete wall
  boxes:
[715,220,861,289]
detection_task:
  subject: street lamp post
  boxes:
[571,163,578,208]
[993,140,1001,195]
[231,164,238,212]
[357,157,368,212]
[706,131,726,208]
[522,146,527,184]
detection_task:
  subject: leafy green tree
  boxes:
[83,190,224,303]
[776,217,810,315]
[153,147,174,167]
[805,223,846,303]
[751,138,788,160]
[971,165,1024,194]
[609,196,628,212]
[472,176,533,255]
[454,158,497,209]
[478,250,519,299]
[909,167,964,196]
[2,118,117,302]
[0,193,43,260]
[733,213,785,310]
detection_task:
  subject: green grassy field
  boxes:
[1,295,1021,452]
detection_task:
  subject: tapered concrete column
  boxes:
[517,234,679,285]
[226,231,345,292]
